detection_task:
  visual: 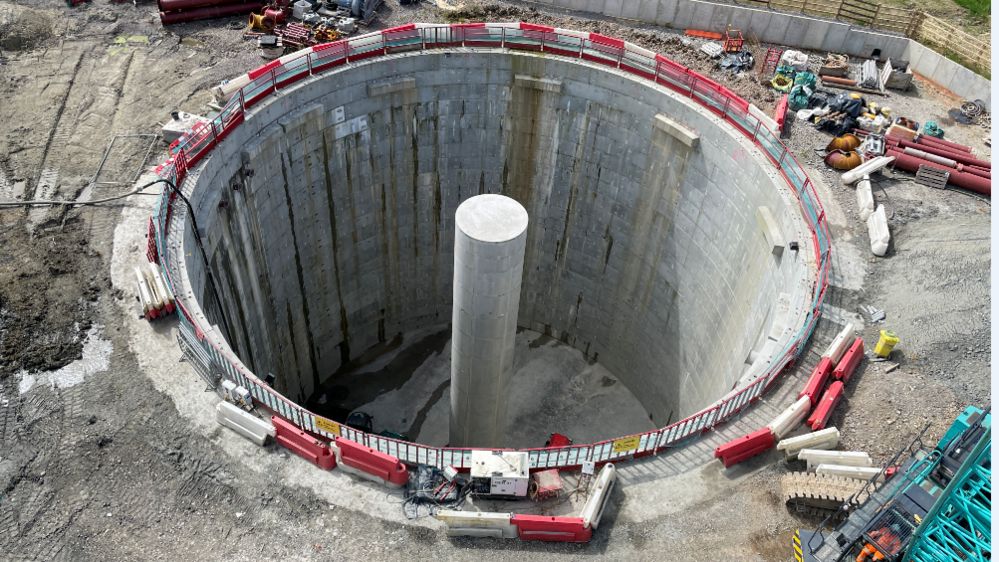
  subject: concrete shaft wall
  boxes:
[180,50,812,428]
[450,195,528,447]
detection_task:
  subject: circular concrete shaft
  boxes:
[450,194,529,447]
[170,43,817,454]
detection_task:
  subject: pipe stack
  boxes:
[884,132,991,196]
[159,0,264,25]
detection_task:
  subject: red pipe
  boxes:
[887,137,991,169]
[886,148,991,196]
[901,147,990,179]
[159,2,262,23]
[916,134,974,154]
[158,0,248,11]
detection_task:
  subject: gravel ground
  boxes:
[0,1,990,560]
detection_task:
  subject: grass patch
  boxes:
[952,0,990,17]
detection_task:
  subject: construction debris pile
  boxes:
[690,26,755,75]
[244,0,379,53]
[160,0,383,29]
[754,47,990,261]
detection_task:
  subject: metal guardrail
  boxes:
[151,22,831,470]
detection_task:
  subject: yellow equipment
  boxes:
[873,330,899,358]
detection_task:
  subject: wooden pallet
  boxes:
[915,165,950,189]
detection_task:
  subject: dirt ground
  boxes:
[0,1,990,561]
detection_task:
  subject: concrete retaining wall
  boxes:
[180,50,812,426]
[527,0,991,108]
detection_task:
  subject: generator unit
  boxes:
[469,451,529,498]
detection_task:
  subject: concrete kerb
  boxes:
[150,23,828,476]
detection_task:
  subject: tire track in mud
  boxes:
[27,46,84,229]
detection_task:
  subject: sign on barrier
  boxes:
[612,435,641,454]
[314,415,341,436]
[150,22,831,472]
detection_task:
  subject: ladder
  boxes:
[761,47,784,76]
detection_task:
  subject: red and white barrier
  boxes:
[806,381,845,430]
[714,427,776,468]
[799,356,833,407]
[833,337,864,383]
[511,515,592,543]
[272,415,337,470]
[335,437,409,487]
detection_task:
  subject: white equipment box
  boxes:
[470,451,530,498]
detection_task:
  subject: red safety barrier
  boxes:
[511,515,592,542]
[335,437,409,486]
[272,415,337,470]
[775,93,789,134]
[247,59,282,80]
[714,427,775,468]
[799,356,833,407]
[520,22,554,33]
[380,23,416,34]
[589,32,625,49]
[833,337,864,384]
[806,381,845,430]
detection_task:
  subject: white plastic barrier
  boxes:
[777,427,840,460]
[816,464,883,481]
[435,510,518,538]
[767,396,812,440]
[842,156,895,185]
[867,204,890,256]
[749,103,780,133]
[580,463,616,529]
[799,449,872,471]
[856,176,875,221]
[148,262,175,307]
[823,324,856,363]
[216,401,275,446]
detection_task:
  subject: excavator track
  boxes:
[782,472,869,519]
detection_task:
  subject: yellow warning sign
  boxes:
[314,416,341,436]
[612,435,641,453]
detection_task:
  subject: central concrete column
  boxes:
[449,194,529,447]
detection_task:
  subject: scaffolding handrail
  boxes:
[150,22,831,470]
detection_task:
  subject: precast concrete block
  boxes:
[816,464,883,481]
[602,0,624,17]
[655,0,679,25]
[799,449,872,471]
[672,0,697,28]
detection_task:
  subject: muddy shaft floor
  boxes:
[0,1,991,561]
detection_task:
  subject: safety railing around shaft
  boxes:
[151,22,831,471]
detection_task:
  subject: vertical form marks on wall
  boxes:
[502,72,562,326]
[237,133,283,394]
[604,112,696,423]
[277,114,321,401]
